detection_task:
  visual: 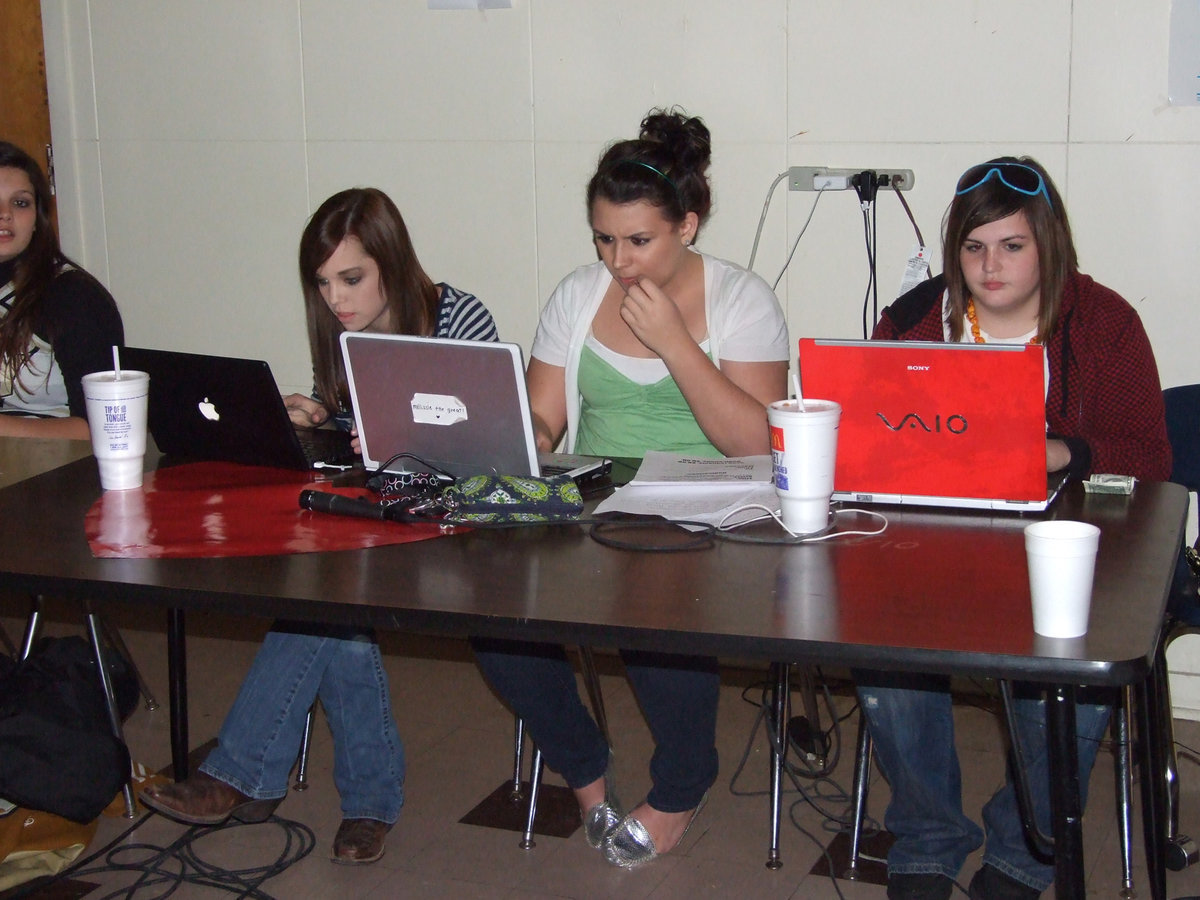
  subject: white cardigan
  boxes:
[530,251,789,452]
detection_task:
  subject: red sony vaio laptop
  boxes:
[797,338,1065,511]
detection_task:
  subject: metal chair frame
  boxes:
[18,594,160,819]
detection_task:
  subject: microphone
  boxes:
[299,489,390,521]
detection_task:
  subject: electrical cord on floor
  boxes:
[1174,736,1199,767]
[726,676,883,899]
[10,811,316,900]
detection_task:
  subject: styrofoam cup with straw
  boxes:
[768,371,840,534]
[82,346,150,490]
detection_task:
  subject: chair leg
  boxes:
[509,716,528,802]
[85,609,136,818]
[514,646,606,850]
[20,594,44,659]
[505,646,608,851]
[791,666,826,766]
[578,646,610,746]
[844,712,874,881]
[766,661,789,870]
[1156,637,1200,871]
[97,617,159,711]
[294,705,316,791]
[520,744,544,850]
[1114,687,1136,898]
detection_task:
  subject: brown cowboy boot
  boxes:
[140,770,281,825]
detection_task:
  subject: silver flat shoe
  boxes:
[583,761,623,849]
[603,793,708,869]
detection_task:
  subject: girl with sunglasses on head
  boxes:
[855,157,1170,900]
[473,108,789,869]
[141,188,498,866]
[0,141,123,439]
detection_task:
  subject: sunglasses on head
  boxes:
[955,162,1052,206]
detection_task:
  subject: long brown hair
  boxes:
[942,156,1077,343]
[298,188,438,414]
[0,141,96,391]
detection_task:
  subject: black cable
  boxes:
[442,514,718,552]
[853,171,880,338]
[892,180,926,250]
[12,813,317,900]
[586,517,715,551]
[1174,736,1200,764]
[726,676,887,900]
[859,204,876,340]
[725,686,848,900]
[871,198,880,325]
[727,681,858,815]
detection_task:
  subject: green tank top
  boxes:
[575,344,721,458]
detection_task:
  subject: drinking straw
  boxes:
[113,345,121,379]
[792,371,805,411]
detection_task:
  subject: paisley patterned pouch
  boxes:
[437,473,583,524]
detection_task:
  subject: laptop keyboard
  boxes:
[296,428,355,467]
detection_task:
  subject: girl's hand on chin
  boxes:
[620,278,688,356]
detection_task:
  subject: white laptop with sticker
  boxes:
[340,332,609,484]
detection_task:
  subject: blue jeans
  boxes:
[472,639,719,812]
[202,624,405,824]
[855,671,1110,892]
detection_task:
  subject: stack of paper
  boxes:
[593,451,778,528]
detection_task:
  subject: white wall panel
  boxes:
[1068,142,1200,390]
[305,139,539,351]
[98,140,311,390]
[301,0,533,142]
[88,0,305,141]
[787,0,1072,144]
[1071,1,1200,143]
[531,0,787,145]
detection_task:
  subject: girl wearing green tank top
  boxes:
[474,107,790,869]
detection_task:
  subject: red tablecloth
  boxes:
[85,462,450,559]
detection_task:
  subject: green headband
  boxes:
[614,159,682,206]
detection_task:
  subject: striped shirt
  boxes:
[326,283,498,430]
[434,283,498,342]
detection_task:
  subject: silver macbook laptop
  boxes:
[340,332,610,484]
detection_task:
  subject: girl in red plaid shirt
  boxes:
[859,157,1169,900]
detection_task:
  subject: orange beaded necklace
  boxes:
[965,298,1040,345]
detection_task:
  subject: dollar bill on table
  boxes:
[1083,474,1137,495]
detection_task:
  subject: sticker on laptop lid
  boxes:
[411,393,468,425]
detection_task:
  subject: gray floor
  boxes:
[3,598,1198,899]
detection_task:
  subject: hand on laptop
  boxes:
[284,393,329,428]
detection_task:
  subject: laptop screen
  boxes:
[798,338,1048,507]
[341,333,540,478]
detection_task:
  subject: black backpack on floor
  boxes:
[0,636,134,823]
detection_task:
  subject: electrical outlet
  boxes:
[789,166,915,192]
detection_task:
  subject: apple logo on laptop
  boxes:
[198,397,220,422]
